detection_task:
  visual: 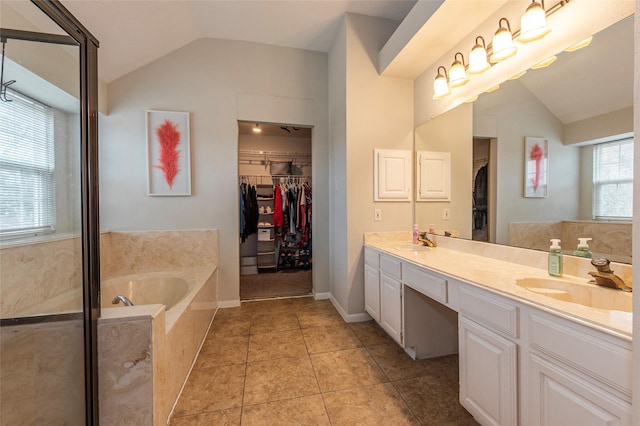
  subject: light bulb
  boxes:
[490,18,517,63]
[519,1,551,42]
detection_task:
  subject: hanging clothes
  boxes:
[273,185,283,227]
[239,185,245,241]
[241,183,259,241]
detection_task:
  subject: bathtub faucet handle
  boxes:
[112,295,134,306]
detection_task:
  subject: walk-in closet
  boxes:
[238,121,312,300]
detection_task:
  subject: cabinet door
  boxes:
[529,353,631,426]
[364,264,380,323]
[380,272,402,345]
[374,149,412,201]
[459,316,517,426]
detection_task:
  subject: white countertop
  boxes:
[365,239,632,340]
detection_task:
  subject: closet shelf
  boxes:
[259,212,273,215]
[257,264,277,269]
[258,225,274,229]
[257,251,276,255]
[257,197,274,201]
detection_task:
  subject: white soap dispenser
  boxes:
[573,238,593,258]
[548,239,563,277]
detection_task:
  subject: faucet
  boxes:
[588,258,632,292]
[112,295,135,306]
[418,232,436,247]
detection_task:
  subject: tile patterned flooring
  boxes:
[169,297,478,425]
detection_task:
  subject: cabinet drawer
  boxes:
[403,264,447,304]
[380,254,401,279]
[459,287,518,338]
[364,248,379,268]
[529,313,632,395]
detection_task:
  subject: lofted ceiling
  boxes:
[62,0,418,83]
[516,14,633,125]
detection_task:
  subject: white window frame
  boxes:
[0,90,56,239]
[592,138,633,221]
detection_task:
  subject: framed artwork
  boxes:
[524,137,548,198]
[146,110,191,196]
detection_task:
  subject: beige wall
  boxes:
[415,102,473,239]
[100,38,329,304]
[473,80,580,245]
[329,13,414,317]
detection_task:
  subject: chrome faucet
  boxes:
[588,258,632,292]
[112,295,135,306]
[418,232,436,247]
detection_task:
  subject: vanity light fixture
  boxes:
[508,70,527,80]
[464,95,479,103]
[433,66,450,99]
[252,124,262,133]
[449,52,469,88]
[531,55,557,69]
[490,18,517,62]
[564,36,593,52]
[468,36,491,74]
[519,0,551,42]
[485,84,500,93]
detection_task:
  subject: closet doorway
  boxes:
[238,121,313,300]
[472,138,490,242]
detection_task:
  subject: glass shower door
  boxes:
[0,2,86,424]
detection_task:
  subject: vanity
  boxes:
[364,233,632,426]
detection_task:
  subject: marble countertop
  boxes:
[365,239,632,340]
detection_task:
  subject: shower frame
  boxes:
[0,1,101,423]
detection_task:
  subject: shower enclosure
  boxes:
[0,1,99,424]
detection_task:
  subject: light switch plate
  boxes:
[374,209,382,221]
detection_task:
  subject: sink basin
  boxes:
[516,277,632,312]
[394,243,431,252]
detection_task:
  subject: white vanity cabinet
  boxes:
[379,254,403,345]
[364,248,380,323]
[527,312,632,426]
[458,286,519,426]
[364,248,403,345]
[362,244,632,426]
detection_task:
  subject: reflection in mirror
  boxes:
[415,14,633,264]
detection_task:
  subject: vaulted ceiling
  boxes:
[63,0,417,83]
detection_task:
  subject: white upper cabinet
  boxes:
[374,149,412,201]
[417,150,451,201]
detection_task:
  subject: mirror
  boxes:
[415,14,633,264]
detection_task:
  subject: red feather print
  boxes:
[154,119,181,189]
[529,143,543,192]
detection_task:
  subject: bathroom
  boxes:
[0,0,638,424]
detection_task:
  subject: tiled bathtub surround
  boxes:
[98,229,219,426]
[1,235,85,425]
[508,220,632,263]
[1,235,83,318]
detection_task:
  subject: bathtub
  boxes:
[98,267,217,425]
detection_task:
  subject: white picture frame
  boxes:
[146,110,191,196]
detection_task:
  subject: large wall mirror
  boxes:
[415,13,633,264]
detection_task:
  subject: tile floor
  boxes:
[169,297,478,425]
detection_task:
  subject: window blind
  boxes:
[0,91,56,238]
[593,138,633,220]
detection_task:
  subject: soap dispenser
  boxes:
[548,239,563,277]
[573,238,593,258]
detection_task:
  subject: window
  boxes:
[0,91,56,238]
[593,138,633,220]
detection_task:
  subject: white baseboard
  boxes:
[329,295,372,323]
[314,292,331,300]
[217,299,241,308]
